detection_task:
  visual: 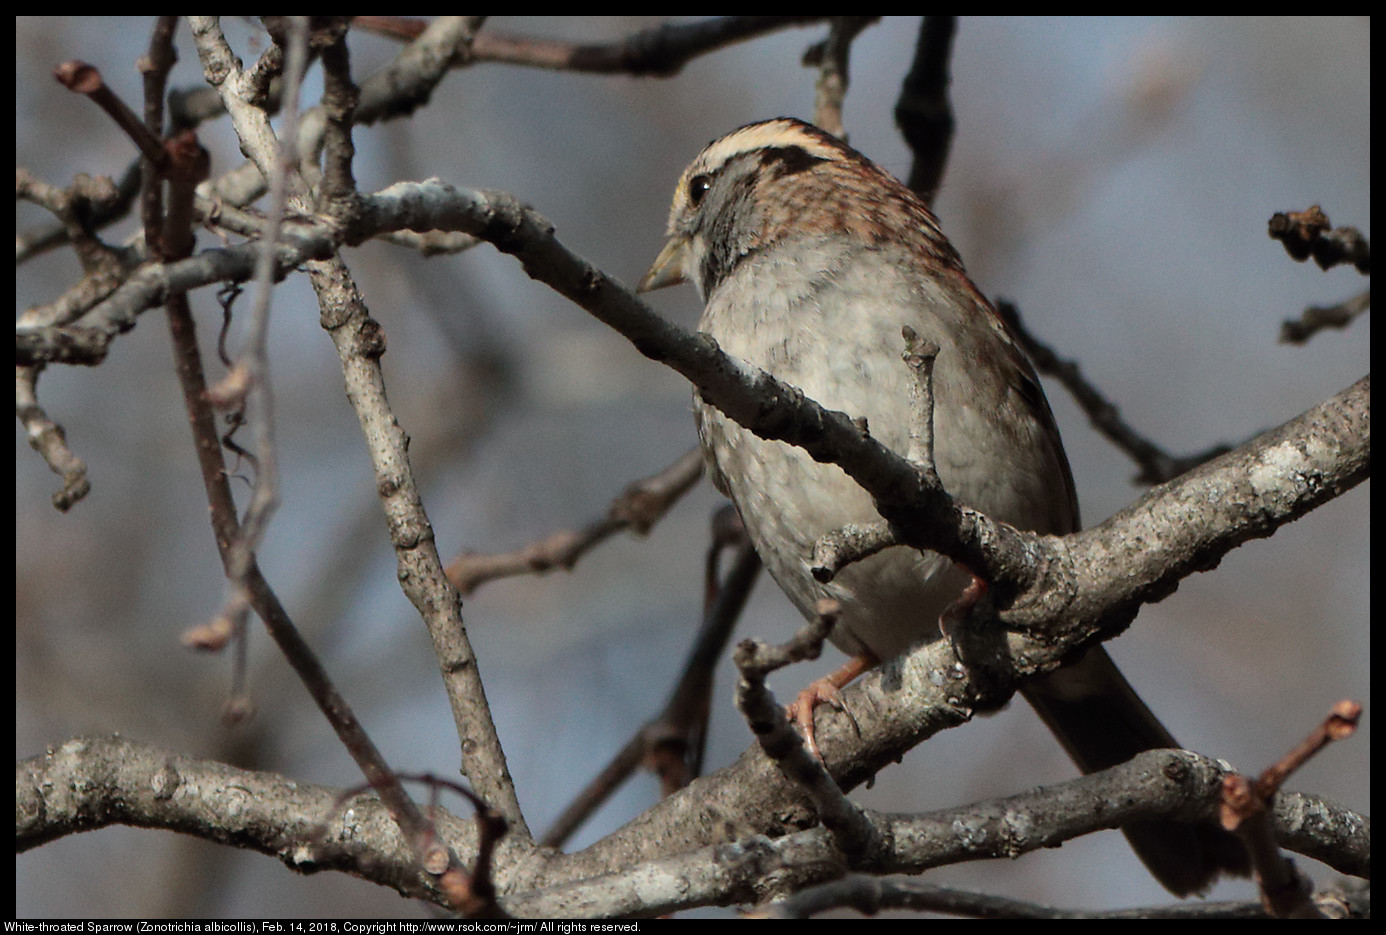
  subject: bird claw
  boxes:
[786,677,861,762]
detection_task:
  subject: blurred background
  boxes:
[17,16,1368,917]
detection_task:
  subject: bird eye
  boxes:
[687,174,712,207]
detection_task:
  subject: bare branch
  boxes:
[1268,205,1370,274]
[1218,700,1364,918]
[541,538,760,849]
[734,601,885,865]
[1279,290,1370,345]
[448,448,703,594]
[354,15,828,77]
[997,300,1236,485]
[15,367,91,510]
[26,736,1363,917]
[309,252,528,837]
[803,17,877,137]
[894,16,957,205]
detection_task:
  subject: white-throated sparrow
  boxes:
[640,117,1247,896]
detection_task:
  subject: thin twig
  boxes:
[996,300,1233,485]
[734,600,885,864]
[540,535,760,849]
[804,17,876,137]
[1217,700,1361,918]
[354,15,828,77]
[1279,290,1370,345]
[204,17,315,672]
[15,367,91,510]
[176,15,469,887]
[1268,206,1370,274]
[447,448,703,594]
[894,16,957,206]
[811,521,897,583]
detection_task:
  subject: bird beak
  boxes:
[637,236,690,293]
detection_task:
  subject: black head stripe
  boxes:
[757,144,828,179]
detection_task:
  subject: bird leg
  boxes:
[785,650,877,760]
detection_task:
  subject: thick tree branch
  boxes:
[21,738,1362,916]
[15,736,497,905]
